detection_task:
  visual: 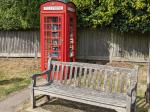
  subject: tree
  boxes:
[0,0,150,32]
[0,0,44,30]
[72,0,150,32]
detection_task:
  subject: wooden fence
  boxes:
[0,30,149,62]
[110,30,149,62]
[0,31,40,57]
[77,29,150,62]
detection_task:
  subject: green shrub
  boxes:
[0,0,150,32]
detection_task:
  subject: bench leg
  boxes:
[31,88,36,108]
[126,101,136,112]
[46,95,51,101]
[126,96,131,112]
[131,102,136,112]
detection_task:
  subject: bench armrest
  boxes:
[31,69,51,87]
[126,81,137,111]
[31,70,51,80]
[127,81,137,97]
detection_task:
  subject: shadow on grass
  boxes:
[136,96,150,112]
[41,98,116,112]
[0,78,24,85]
[39,96,150,112]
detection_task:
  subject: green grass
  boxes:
[0,75,30,99]
[136,96,150,112]
[0,58,40,99]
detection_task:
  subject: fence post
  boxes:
[109,30,114,63]
[34,31,38,59]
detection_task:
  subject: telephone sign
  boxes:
[43,6,64,10]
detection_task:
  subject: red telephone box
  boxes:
[40,0,77,71]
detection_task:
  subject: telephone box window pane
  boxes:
[44,42,47,49]
[48,45,51,50]
[52,24,61,30]
[70,18,74,26]
[44,17,47,23]
[70,18,74,39]
[52,17,58,23]
[70,48,73,57]
[44,31,47,37]
[52,39,58,44]
[48,38,51,43]
[52,46,59,51]
[52,32,59,37]
[47,24,51,30]
[70,18,74,31]
[44,24,47,30]
[47,32,51,37]
[59,24,62,30]
[59,17,61,22]
[51,52,59,57]
[47,17,51,23]
[52,24,59,30]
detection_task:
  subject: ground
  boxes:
[0,58,40,99]
[0,58,150,112]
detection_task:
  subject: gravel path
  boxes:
[0,88,30,112]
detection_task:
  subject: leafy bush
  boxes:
[0,0,150,32]
[72,0,150,32]
[0,0,44,30]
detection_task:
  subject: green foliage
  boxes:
[0,0,150,32]
[72,0,150,32]
[0,0,44,30]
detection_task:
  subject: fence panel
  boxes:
[0,30,149,62]
[111,31,149,62]
[0,31,40,57]
[77,29,111,60]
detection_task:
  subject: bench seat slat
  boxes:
[34,82,127,108]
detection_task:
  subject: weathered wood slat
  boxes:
[74,66,78,86]
[51,64,56,80]
[35,84,126,103]
[68,65,73,85]
[82,68,88,87]
[104,70,108,92]
[91,69,98,89]
[109,72,113,93]
[64,66,69,85]
[51,61,134,74]
[35,89,126,112]
[60,65,64,83]
[97,70,103,91]
[55,64,60,81]
[114,72,119,92]
[34,83,127,106]
[77,67,82,86]
[88,69,94,88]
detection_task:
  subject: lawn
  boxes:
[0,58,40,99]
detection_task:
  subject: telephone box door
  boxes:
[41,14,65,71]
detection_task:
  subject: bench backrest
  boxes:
[48,60,138,94]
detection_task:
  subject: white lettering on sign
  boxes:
[44,6,63,11]
[68,7,75,12]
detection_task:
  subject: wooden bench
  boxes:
[31,59,138,112]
